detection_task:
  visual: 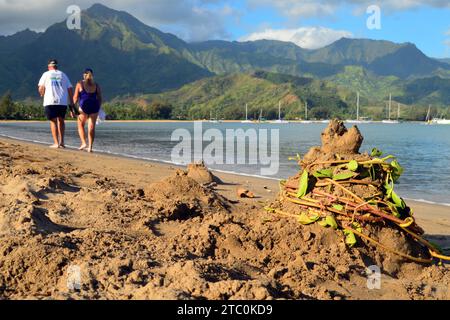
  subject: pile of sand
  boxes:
[186,161,222,185]
[0,139,448,300]
[269,120,437,274]
[144,170,228,221]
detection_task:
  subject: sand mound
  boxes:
[187,161,222,185]
[269,120,438,275]
[144,170,229,221]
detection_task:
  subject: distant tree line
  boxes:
[0,92,45,120]
[0,92,448,121]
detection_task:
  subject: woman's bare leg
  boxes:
[87,113,99,153]
[78,113,88,150]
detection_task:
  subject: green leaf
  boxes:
[332,204,344,211]
[333,172,354,181]
[381,155,396,162]
[386,202,401,218]
[313,168,333,178]
[384,182,393,198]
[369,165,376,181]
[297,212,319,225]
[325,216,338,229]
[371,148,383,157]
[318,219,328,227]
[347,160,359,172]
[288,153,302,161]
[297,170,309,198]
[318,216,338,229]
[390,160,404,183]
[344,230,357,247]
[351,222,363,233]
[391,190,406,209]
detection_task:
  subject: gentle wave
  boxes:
[404,198,450,207]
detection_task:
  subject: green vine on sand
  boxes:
[268,150,450,264]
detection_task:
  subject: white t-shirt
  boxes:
[38,70,73,107]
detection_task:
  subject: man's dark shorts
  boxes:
[45,105,67,120]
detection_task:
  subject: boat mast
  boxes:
[397,103,400,121]
[245,103,248,121]
[278,101,281,121]
[426,104,431,122]
[388,94,392,121]
[305,101,308,120]
[356,91,360,121]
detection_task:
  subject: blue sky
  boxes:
[220,1,450,58]
[1,0,449,58]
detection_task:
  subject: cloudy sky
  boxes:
[0,0,449,57]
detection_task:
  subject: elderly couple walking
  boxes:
[38,59,102,153]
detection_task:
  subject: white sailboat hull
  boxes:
[270,120,289,124]
[431,118,450,125]
[381,120,399,124]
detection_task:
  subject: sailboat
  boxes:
[258,109,266,123]
[302,101,312,123]
[241,103,253,123]
[346,92,371,124]
[427,104,450,124]
[209,110,221,123]
[431,118,450,124]
[382,94,399,124]
[347,92,363,123]
[271,101,289,124]
[425,105,432,124]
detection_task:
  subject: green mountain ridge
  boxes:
[114,72,355,120]
[0,29,41,54]
[107,71,448,121]
[0,3,449,108]
[437,58,450,65]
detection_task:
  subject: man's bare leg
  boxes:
[87,113,99,153]
[78,113,88,150]
[57,117,65,148]
[49,118,59,148]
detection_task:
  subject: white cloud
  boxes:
[239,27,353,49]
[249,0,450,19]
[0,0,237,41]
[445,29,450,48]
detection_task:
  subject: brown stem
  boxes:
[284,194,383,223]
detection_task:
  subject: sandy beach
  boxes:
[0,136,449,300]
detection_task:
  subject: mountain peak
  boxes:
[85,3,132,20]
[86,3,117,14]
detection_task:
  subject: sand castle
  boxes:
[266,120,450,265]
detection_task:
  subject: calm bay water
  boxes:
[1,121,449,205]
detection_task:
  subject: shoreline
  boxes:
[1,134,449,209]
[0,119,430,124]
[1,135,449,235]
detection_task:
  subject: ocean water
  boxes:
[1,121,450,206]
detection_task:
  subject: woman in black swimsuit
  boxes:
[73,68,103,153]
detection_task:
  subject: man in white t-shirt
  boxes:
[38,59,75,148]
